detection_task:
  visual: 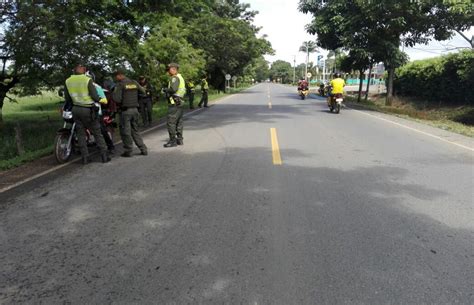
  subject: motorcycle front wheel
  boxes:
[54,132,73,164]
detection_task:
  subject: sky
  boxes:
[246,0,473,65]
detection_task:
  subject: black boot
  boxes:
[177,139,183,146]
[164,140,177,148]
[101,153,111,163]
[121,151,132,158]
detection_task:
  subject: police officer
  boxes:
[113,70,148,157]
[138,76,154,127]
[163,63,186,148]
[186,80,195,109]
[198,75,209,108]
[64,64,110,165]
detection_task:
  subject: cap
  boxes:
[167,63,179,70]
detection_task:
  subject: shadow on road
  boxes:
[0,144,472,304]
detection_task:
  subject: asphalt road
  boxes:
[1,84,473,304]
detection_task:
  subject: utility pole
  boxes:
[293,55,296,85]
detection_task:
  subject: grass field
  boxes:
[0,88,245,171]
[345,95,474,138]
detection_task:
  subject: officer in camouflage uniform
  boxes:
[163,63,186,148]
[198,75,209,108]
[113,70,148,157]
[138,76,154,127]
[186,80,195,109]
[64,64,110,165]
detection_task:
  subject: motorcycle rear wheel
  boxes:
[54,132,73,164]
[335,104,341,114]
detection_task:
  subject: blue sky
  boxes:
[246,0,473,65]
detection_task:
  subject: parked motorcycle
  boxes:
[54,105,115,163]
[328,93,344,114]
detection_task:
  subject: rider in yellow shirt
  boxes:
[328,73,345,106]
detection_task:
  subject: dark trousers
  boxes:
[100,120,114,150]
[72,106,107,157]
[167,105,184,141]
[139,98,153,126]
[120,108,147,153]
[198,90,208,107]
[188,92,195,109]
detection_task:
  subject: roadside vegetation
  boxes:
[0,1,272,170]
[0,87,247,171]
[345,94,474,137]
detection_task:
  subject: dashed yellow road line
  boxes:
[270,128,282,165]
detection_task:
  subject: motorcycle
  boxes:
[298,87,309,100]
[54,104,115,163]
[328,93,344,114]
[318,84,325,96]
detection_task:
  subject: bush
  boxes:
[394,50,474,106]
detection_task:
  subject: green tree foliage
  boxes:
[243,56,270,82]
[299,0,473,105]
[269,60,293,83]
[0,0,272,120]
[188,15,273,90]
[394,50,474,105]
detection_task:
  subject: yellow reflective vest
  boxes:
[168,73,186,104]
[65,74,94,106]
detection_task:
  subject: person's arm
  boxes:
[64,83,72,104]
[135,81,147,95]
[113,82,123,104]
[87,79,101,102]
[63,84,73,111]
[168,76,180,95]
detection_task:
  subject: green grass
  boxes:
[346,95,474,138]
[0,87,249,171]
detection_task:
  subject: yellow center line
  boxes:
[270,128,282,165]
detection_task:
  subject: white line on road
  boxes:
[348,106,474,153]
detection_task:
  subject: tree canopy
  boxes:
[299,0,473,104]
[0,0,273,119]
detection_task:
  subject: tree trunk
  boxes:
[386,67,395,106]
[357,69,364,103]
[365,64,372,101]
[0,90,6,125]
[0,75,20,124]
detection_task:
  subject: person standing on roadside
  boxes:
[186,80,195,109]
[64,64,110,165]
[198,75,209,108]
[163,63,186,148]
[138,76,154,127]
[113,70,148,157]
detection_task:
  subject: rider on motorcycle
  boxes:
[298,79,309,91]
[328,73,345,106]
[86,71,115,154]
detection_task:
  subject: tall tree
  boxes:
[189,15,273,91]
[299,0,472,105]
[269,60,293,83]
